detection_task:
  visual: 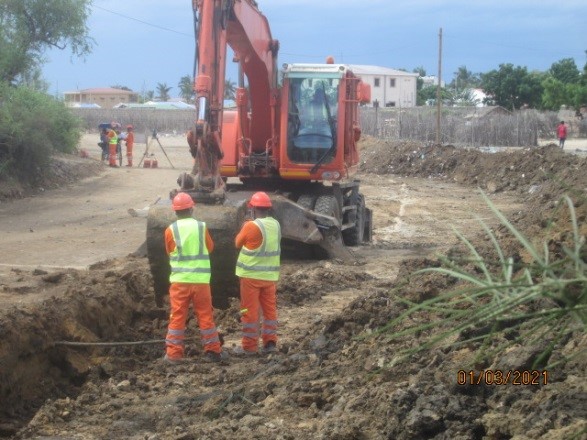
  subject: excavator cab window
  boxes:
[287,77,339,164]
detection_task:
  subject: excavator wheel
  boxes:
[314,195,341,221]
[342,193,366,246]
[296,194,316,210]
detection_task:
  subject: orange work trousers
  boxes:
[126,144,133,166]
[108,142,117,166]
[165,282,221,360]
[239,277,278,352]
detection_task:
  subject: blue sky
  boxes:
[42,0,587,97]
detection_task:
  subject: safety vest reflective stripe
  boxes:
[235,262,280,272]
[169,218,211,283]
[243,323,258,329]
[236,217,281,281]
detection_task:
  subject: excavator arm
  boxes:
[185,0,280,201]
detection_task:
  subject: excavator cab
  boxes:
[279,63,368,182]
[286,77,339,164]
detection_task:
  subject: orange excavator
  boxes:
[146,0,372,307]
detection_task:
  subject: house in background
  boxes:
[349,65,418,108]
[63,88,139,109]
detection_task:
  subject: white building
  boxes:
[349,65,418,108]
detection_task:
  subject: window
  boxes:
[374,78,380,87]
[390,78,396,87]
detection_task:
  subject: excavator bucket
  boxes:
[146,193,353,308]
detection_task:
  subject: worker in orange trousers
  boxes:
[125,125,134,167]
[233,191,281,355]
[164,192,224,364]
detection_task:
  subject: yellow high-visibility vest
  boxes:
[236,217,281,281]
[169,218,211,284]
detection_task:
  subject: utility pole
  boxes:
[435,28,442,145]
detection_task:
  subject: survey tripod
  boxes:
[138,129,175,168]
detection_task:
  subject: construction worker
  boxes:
[125,125,134,167]
[163,192,224,364]
[233,191,281,355]
[107,122,119,167]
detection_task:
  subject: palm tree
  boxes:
[178,75,194,103]
[224,79,236,100]
[156,83,172,102]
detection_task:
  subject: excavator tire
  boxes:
[314,195,340,221]
[342,193,365,246]
[296,194,316,210]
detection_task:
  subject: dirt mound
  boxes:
[0,153,103,201]
[360,137,585,193]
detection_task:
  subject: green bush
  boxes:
[378,192,586,369]
[0,82,81,182]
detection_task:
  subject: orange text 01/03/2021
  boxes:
[456,369,549,386]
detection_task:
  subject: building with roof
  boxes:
[113,100,195,110]
[63,88,139,109]
[348,65,418,108]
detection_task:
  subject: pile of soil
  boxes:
[0,138,585,439]
[0,153,103,201]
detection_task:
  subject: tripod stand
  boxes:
[138,129,175,168]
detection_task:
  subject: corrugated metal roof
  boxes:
[347,65,419,77]
[64,88,137,95]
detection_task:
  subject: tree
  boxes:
[480,64,544,109]
[178,75,194,103]
[451,65,480,91]
[110,85,133,91]
[541,77,572,110]
[0,0,93,84]
[549,58,580,84]
[224,79,236,100]
[156,83,172,102]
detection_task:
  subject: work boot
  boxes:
[262,341,278,354]
[163,354,188,365]
[231,346,257,357]
[205,350,228,364]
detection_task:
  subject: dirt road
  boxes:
[0,135,585,439]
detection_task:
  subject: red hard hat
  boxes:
[248,191,272,208]
[126,125,133,129]
[172,192,195,211]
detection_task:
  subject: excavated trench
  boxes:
[0,258,159,436]
[0,249,329,437]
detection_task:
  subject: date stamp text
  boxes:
[457,369,548,386]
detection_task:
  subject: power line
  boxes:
[93,5,192,38]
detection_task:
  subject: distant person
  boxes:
[98,128,109,162]
[163,192,224,364]
[233,191,281,356]
[125,125,134,167]
[106,122,119,167]
[557,121,567,149]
